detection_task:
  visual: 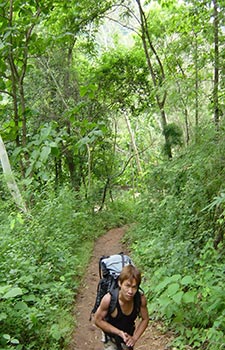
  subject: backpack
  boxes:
[90,252,141,320]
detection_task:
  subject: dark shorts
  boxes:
[103,340,133,350]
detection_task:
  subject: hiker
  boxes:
[94,264,149,350]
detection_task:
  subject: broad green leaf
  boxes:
[158,295,171,307]
[77,136,90,147]
[14,301,28,310]
[22,294,36,302]
[3,334,11,340]
[167,283,180,296]
[80,85,88,97]
[40,125,52,138]
[169,274,182,282]
[31,149,40,160]
[3,287,23,299]
[0,313,7,321]
[25,166,33,178]
[172,291,184,304]
[154,280,169,292]
[40,146,51,162]
[11,338,20,345]
[50,324,62,340]
[0,285,10,295]
[156,275,181,293]
[181,275,194,286]
[173,312,185,324]
[182,290,196,303]
[40,172,49,181]
[51,147,60,156]
[49,141,58,148]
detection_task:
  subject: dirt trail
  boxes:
[70,226,173,350]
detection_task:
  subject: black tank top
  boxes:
[106,294,139,336]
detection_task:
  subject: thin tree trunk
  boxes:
[194,32,199,130]
[54,157,63,190]
[213,0,219,128]
[124,113,142,174]
[184,107,190,145]
[86,143,92,194]
[135,0,172,158]
[99,178,110,211]
[175,61,190,145]
[0,135,27,212]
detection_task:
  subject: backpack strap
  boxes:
[99,255,108,279]
[108,287,119,315]
[120,252,125,268]
[99,258,102,279]
[135,289,142,315]
[108,287,142,316]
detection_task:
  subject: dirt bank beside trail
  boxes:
[70,226,173,350]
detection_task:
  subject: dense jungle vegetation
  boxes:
[0,0,225,349]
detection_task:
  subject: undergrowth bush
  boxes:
[0,187,134,350]
[127,128,225,350]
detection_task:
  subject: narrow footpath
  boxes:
[70,226,173,350]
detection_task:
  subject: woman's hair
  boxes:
[118,265,141,287]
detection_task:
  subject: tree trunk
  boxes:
[184,107,190,145]
[86,143,92,194]
[0,135,27,212]
[212,0,219,128]
[54,157,63,190]
[193,32,199,132]
[136,0,172,158]
[7,2,41,178]
[124,113,142,174]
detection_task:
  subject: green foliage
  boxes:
[0,194,91,347]
[99,190,138,228]
[127,127,225,350]
[93,47,152,113]
[0,187,135,350]
[1,0,225,348]
[162,123,183,157]
[11,122,62,184]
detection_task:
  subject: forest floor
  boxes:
[69,225,174,350]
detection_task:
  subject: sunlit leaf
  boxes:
[3,287,23,299]
[182,290,196,303]
[181,275,194,285]
[172,291,184,304]
[167,283,180,296]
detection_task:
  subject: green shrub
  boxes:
[127,129,225,349]
[0,186,137,350]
